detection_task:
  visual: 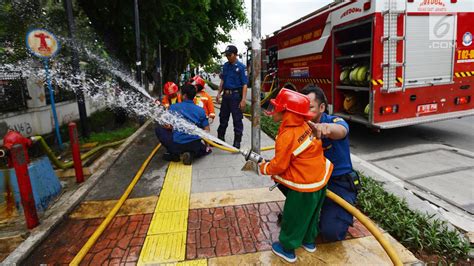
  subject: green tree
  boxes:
[203,59,222,74]
[0,0,107,65]
[78,0,247,91]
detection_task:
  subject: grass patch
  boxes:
[257,114,470,262]
[81,126,137,144]
[358,175,470,262]
[244,105,280,139]
[261,115,280,139]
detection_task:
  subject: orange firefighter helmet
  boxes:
[266,88,315,119]
[163,82,179,96]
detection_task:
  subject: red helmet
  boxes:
[192,76,206,88]
[163,82,178,95]
[265,88,315,119]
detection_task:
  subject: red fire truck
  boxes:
[261,0,474,128]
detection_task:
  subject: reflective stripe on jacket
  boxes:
[259,112,333,192]
[162,94,182,108]
[194,90,216,118]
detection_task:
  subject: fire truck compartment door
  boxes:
[405,15,455,87]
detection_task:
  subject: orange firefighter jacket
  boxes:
[162,94,182,109]
[259,112,333,193]
[194,90,215,119]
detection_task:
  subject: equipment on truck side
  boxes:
[260,0,474,129]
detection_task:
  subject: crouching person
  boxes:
[162,84,211,165]
[258,88,333,263]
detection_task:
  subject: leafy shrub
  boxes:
[358,175,470,261]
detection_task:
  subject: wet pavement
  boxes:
[21,87,419,265]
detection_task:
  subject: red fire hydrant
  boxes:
[3,130,32,167]
[2,130,39,229]
[69,123,84,183]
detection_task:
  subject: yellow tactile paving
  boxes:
[148,211,189,234]
[155,189,190,212]
[139,232,187,264]
[138,162,193,265]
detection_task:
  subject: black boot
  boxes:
[181,152,193,165]
[233,134,242,149]
[218,132,225,142]
[163,153,180,162]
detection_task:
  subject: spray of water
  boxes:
[1,38,237,150]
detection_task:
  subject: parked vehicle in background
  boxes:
[261,0,474,129]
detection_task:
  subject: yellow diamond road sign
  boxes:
[26,29,60,58]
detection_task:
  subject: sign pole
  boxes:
[64,0,90,138]
[43,59,63,149]
[251,0,262,154]
[134,0,142,85]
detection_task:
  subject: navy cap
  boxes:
[222,45,238,55]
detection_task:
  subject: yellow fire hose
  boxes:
[204,138,402,265]
[326,190,402,265]
[70,143,161,266]
[203,138,275,153]
[260,75,278,106]
[31,136,125,169]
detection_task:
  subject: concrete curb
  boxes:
[2,120,152,264]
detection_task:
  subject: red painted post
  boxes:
[11,144,39,229]
[69,122,84,183]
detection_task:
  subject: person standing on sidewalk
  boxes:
[302,85,361,242]
[259,88,333,263]
[216,45,248,149]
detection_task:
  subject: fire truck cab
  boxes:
[261,0,474,128]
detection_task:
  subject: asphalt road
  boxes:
[348,115,474,155]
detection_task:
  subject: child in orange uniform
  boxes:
[259,88,333,263]
[191,75,216,123]
[161,81,182,109]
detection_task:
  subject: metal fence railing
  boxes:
[0,71,29,113]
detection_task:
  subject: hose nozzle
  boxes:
[240,149,264,163]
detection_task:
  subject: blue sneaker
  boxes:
[302,242,317,253]
[272,242,297,263]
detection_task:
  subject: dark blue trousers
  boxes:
[155,125,209,158]
[218,91,243,136]
[155,126,177,154]
[319,177,357,241]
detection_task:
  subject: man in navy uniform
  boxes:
[216,45,248,149]
[302,85,361,241]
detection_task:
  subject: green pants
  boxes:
[279,186,327,250]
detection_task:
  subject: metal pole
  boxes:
[64,0,89,138]
[134,0,142,85]
[44,59,63,149]
[251,0,262,154]
[158,41,163,101]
